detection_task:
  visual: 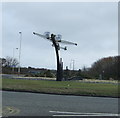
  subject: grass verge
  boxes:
[2,78,119,97]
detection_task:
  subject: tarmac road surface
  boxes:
[2,91,118,117]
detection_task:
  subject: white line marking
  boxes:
[49,110,103,114]
[49,111,118,117]
[53,114,118,117]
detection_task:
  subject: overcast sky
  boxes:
[2,2,118,70]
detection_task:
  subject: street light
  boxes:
[12,48,18,73]
[18,31,22,75]
[69,59,75,70]
[72,60,75,71]
[102,70,104,80]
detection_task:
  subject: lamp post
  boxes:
[12,48,18,73]
[69,59,75,70]
[102,70,104,80]
[71,59,75,71]
[18,31,22,76]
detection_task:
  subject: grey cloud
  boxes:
[2,2,118,69]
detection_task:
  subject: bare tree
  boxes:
[4,56,19,67]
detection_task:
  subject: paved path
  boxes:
[2,91,118,117]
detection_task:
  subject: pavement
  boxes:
[2,91,119,117]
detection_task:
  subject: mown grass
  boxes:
[2,78,119,97]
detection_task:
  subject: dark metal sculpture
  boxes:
[33,32,77,81]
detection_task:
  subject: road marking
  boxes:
[49,111,118,117]
[53,114,119,117]
[50,111,104,114]
[2,106,20,116]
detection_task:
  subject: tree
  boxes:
[2,57,19,74]
[88,56,119,80]
[43,70,54,78]
[0,58,6,67]
[4,56,19,67]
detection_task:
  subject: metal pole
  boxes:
[102,70,104,80]
[51,34,61,81]
[18,32,22,75]
[60,58,63,81]
[12,48,15,73]
[72,60,75,70]
[69,62,71,70]
[71,60,75,70]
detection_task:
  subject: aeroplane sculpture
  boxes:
[33,31,77,81]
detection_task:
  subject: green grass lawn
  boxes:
[2,78,119,97]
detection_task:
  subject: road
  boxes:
[2,74,118,84]
[2,91,118,117]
